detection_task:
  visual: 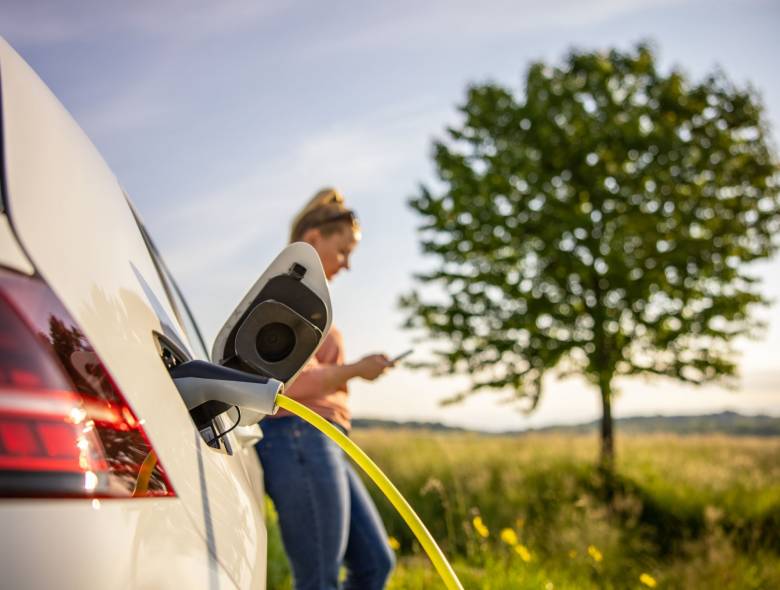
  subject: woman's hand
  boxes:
[304,354,394,391]
[352,354,393,381]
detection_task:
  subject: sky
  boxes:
[2,0,779,431]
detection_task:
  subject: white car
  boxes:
[0,36,331,589]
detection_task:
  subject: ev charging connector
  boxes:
[171,360,283,429]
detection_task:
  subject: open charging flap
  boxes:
[211,242,332,424]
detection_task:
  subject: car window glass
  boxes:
[160,265,210,361]
[125,197,210,361]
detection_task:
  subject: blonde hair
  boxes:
[289,187,361,243]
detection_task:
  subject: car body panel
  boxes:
[0,215,33,275]
[0,501,240,590]
[0,38,267,588]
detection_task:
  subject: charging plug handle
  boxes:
[172,360,283,426]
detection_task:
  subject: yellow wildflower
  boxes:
[515,543,532,562]
[472,516,489,538]
[500,528,518,546]
[387,536,400,551]
[639,573,657,588]
[587,545,603,562]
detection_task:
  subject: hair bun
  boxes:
[313,187,344,206]
[297,188,346,219]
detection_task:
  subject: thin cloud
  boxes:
[151,97,441,277]
[1,1,289,45]
[300,0,690,56]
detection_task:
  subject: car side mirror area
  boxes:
[212,242,332,386]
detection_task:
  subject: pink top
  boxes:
[272,327,351,430]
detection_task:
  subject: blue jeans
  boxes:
[257,416,395,590]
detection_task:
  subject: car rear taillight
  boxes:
[0,267,175,498]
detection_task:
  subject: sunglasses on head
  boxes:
[310,210,358,228]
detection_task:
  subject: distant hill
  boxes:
[352,411,780,436]
[352,418,469,433]
[529,411,780,436]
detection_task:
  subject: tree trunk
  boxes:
[599,376,614,473]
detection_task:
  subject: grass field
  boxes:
[265,432,780,589]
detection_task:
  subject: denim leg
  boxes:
[257,417,350,590]
[342,463,396,590]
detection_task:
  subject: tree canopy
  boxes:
[401,44,780,465]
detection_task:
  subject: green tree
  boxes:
[401,44,780,469]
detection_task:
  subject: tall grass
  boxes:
[265,433,780,589]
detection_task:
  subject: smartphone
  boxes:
[391,349,413,364]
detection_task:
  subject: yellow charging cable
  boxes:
[275,394,464,590]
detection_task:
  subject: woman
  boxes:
[257,188,396,590]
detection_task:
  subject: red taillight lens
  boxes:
[0,267,175,498]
